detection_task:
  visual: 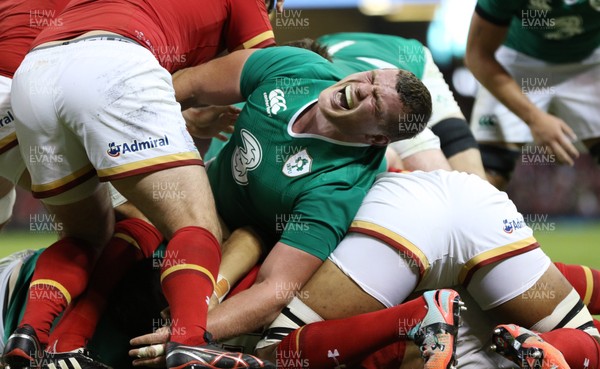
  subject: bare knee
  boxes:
[111,167,222,241]
[44,184,114,248]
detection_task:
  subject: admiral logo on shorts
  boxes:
[0,110,14,128]
[107,135,170,157]
[503,217,526,234]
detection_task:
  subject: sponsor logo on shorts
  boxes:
[0,110,14,128]
[107,135,170,157]
[503,217,525,234]
[232,129,262,185]
[282,148,312,177]
[478,114,498,127]
[264,89,287,116]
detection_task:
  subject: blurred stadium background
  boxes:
[1,0,598,269]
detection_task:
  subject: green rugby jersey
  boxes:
[476,0,600,63]
[3,250,42,342]
[207,46,386,260]
[316,32,426,79]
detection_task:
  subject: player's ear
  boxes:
[368,134,390,147]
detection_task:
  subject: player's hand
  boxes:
[528,111,579,165]
[129,325,169,367]
[129,309,170,368]
[183,105,239,141]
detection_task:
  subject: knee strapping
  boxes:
[255,297,323,349]
[532,289,600,339]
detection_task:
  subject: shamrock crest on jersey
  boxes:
[232,129,262,185]
[282,148,312,177]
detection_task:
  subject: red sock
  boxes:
[360,342,408,369]
[555,262,600,314]
[540,328,600,369]
[19,237,98,346]
[275,296,427,368]
[47,219,163,352]
[160,226,220,345]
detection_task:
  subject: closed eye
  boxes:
[370,71,384,120]
[373,89,384,120]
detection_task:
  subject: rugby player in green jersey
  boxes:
[466,0,600,189]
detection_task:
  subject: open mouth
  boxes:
[337,85,354,110]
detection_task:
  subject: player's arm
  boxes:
[465,9,578,165]
[129,226,267,367]
[173,49,258,110]
[129,241,321,364]
[419,46,486,178]
[182,105,239,142]
[210,226,265,307]
[388,128,452,172]
[227,0,276,52]
[205,242,322,340]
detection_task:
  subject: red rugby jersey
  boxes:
[32,0,276,73]
[0,0,70,78]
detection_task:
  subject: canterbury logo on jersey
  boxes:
[263,89,287,116]
[232,129,262,185]
[106,135,170,157]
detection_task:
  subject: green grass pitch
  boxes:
[1,222,599,323]
[1,221,599,268]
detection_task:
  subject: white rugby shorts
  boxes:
[0,76,26,184]
[471,46,600,143]
[330,170,551,310]
[11,39,202,200]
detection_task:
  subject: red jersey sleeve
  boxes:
[226,0,275,51]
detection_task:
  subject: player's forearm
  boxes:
[469,56,541,126]
[207,281,290,340]
[219,227,263,286]
[465,12,541,127]
[172,49,256,110]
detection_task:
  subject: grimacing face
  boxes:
[317,69,404,137]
